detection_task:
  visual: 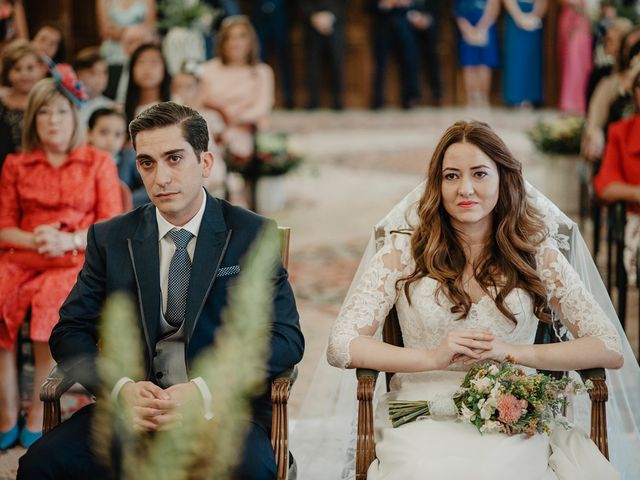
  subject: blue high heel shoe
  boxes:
[0,423,19,449]
[19,427,42,449]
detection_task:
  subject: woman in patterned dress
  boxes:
[0,77,123,448]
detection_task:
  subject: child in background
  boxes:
[171,70,201,108]
[171,69,228,200]
[73,47,115,125]
[124,43,171,124]
[87,108,148,207]
[31,22,65,63]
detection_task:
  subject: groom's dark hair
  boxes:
[129,101,209,160]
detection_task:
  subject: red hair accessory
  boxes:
[44,56,88,107]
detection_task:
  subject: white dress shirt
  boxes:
[113,190,213,419]
[156,190,206,314]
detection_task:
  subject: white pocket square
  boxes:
[217,265,240,277]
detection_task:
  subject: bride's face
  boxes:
[440,142,500,233]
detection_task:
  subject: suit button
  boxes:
[156,372,164,379]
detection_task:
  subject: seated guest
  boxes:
[594,69,640,286]
[73,47,115,125]
[124,42,171,125]
[582,26,640,162]
[171,69,228,199]
[0,39,44,172]
[0,75,123,449]
[87,107,148,206]
[171,69,201,108]
[585,17,633,108]
[199,15,274,161]
[31,21,65,63]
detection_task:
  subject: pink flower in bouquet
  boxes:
[496,394,525,425]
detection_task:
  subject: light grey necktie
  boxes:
[165,229,194,328]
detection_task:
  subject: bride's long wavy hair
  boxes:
[402,121,551,323]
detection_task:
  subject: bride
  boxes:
[326,121,635,479]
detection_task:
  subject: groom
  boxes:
[18,102,304,480]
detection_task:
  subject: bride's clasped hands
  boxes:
[432,328,496,369]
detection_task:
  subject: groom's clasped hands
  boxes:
[119,381,203,432]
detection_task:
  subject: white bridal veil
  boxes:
[331,181,640,480]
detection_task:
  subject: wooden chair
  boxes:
[41,227,298,480]
[353,225,610,479]
[605,202,628,329]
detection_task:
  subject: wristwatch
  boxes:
[72,232,83,249]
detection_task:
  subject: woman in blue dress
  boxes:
[455,0,501,107]
[503,0,547,107]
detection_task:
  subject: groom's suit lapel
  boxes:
[128,204,161,356]
[126,197,232,356]
[184,195,232,342]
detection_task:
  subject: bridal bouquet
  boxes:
[388,359,591,436]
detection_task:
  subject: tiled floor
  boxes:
[1,107,637,479]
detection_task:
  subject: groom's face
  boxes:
[135,124,213,226]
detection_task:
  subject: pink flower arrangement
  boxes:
[496,394,527,425]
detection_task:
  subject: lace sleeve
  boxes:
[327,233,413,368]
[535,241,622,354]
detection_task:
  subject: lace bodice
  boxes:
[327,233,622,369]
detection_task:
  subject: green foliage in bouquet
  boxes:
[158,0,221,33]
[93,224,280,480]
[389,359,591,437]
[230,132,303,177]
[527,116,585,155]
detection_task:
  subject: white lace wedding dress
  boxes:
[327,232,622,480]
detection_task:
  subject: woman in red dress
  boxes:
[594,70,640,289]
[0,76,123,448]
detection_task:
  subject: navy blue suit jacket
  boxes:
[50,194,304,427]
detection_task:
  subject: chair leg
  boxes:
[578,162,589,232]
[356,374,377,480]
[271,378,291,480]
[613,204,627,330]
[615,249,627,331]
[592,201,602,260]
[589,378,609,460]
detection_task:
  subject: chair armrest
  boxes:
[577,368,606,383]
[356,368,378,480]
[40,365,75,402]
[271,366,298,480]
[40,365,76,434]
[578,368,609,459]
[356,368,379,382]
[273,366,298,385]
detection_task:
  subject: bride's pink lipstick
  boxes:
[458,201,478,208]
